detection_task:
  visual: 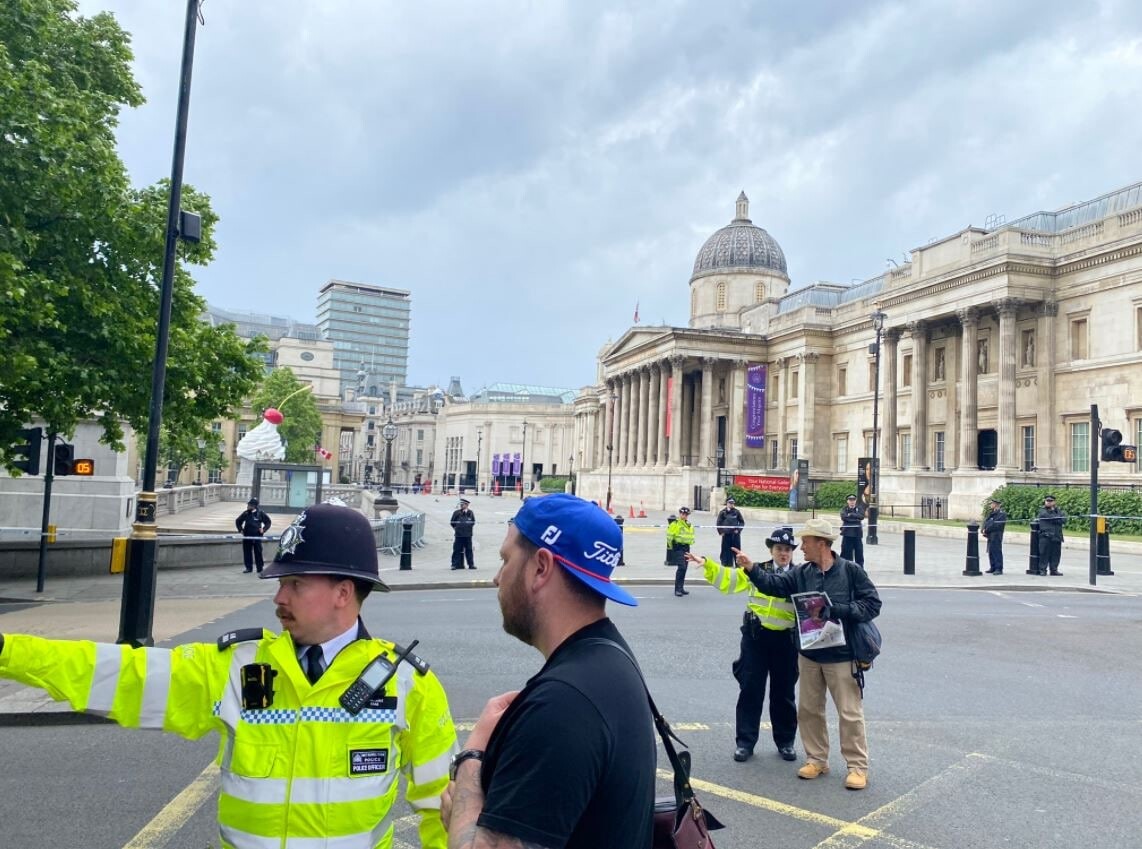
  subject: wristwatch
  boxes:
[449,748,484,780]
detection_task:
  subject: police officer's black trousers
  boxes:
[673,543,690,593]
[451,537,474,568]
[1038,537,1062,574]
[987,541,1003,573]
[242,539,264,572]
[840,535,864,567]
[719,532,741,567]
[733,614,799,751]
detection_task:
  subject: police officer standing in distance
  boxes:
[1036,494,1065,575]
[451,497,477,570]
[839,495,865,568]
[982,497,1006,574]
[0,502,459,849]
[236,497,272,573]
[716,496,746,567]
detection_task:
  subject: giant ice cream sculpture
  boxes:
[235,407,287,485]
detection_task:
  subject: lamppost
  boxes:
[520,419,527,500]
[569,453,575,495]
[194,437,205,486]
[475,428,483,494]
[119,0,203,647]
[867,308,888,545]
[605,391,617,513]
[378,417,398,510]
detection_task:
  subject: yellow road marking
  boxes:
[122,761,219,849]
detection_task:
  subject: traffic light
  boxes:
[10,427,43,474]
[53,442,75,476]
[1100,428,1138,463]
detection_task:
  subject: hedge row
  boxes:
[539,475,570,493]
[985,485,1142,535]
[725,481,857,511]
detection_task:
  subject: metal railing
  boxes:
[373,512,426,556]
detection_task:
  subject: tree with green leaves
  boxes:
[250,368,324,465]
[0,1,265,470]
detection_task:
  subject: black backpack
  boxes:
[843,561,882,693]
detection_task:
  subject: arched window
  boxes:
[716,282,727,312]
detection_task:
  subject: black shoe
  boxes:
[674,591,685,597]
[468,566,477,570]
[1050,570,1063,576]
[733,747,752,762]
[778,746,797,762]
[991,571,1002,575]
[450,567,463,571]
[242,569,252,573]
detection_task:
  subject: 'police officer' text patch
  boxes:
[349,748,389,775]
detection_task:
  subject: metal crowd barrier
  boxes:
[373,512,425,556]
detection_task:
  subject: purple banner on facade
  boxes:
[492,454,501,475]
[512,452,522,476]
[745,363,767,448]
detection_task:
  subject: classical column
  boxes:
[909,321,929,469]
[957,309,978,470]
[775,357,788,469]
[668,357,684,466]
[882,330,900,468]
[656,361,669,466]
[797,353,818,464]
[603,382,616,468]
[617,373,629,467]
[699,358,715,466]
[646,364,660,468]
[637,366,651,465]
[680,373,693,465]
[625,371,636,467]
[1037,301,1058,474]
[997,300,1019,471]
[728,359,747,468]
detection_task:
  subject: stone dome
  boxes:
[690,192,787,281]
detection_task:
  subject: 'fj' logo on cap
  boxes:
[541,525,562,545]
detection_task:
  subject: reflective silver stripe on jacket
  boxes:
[138,648,173,728]
[410,748,452,787]
[220,811,393,849]
[87,643,123,714]
[220,771,400,806]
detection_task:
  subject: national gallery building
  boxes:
[573,182,1142,519]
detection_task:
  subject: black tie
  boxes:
[304,644,324,684]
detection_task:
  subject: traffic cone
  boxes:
[629,505,635,518]
[638,502,647,518]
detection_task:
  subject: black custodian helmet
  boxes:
[260,502,389,590]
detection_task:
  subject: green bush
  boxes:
[539,475,569,493]
[985,485,1142,536]
[725,484,789,509]
[812,480,859,511]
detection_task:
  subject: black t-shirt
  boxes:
[478,618,656,849]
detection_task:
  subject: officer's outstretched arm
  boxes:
[0,633,230,740]
[698,556,751,594]
[401,668,461,849]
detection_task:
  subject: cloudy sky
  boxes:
[78,0,1142,392]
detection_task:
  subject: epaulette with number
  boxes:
[217,628,264,650]
[391,642,430,674]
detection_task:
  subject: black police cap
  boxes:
[260,502,389,590]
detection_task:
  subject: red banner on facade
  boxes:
[733,474,792,493]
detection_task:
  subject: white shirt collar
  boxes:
[297,620,359,668]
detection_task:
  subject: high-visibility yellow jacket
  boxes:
[0,625,457,849]
[666,519,695,547]
[701,556,796,631]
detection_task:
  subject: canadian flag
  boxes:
[316,446,333,460]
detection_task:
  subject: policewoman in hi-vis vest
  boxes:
[0,502,458,849]
[692,526,799,764]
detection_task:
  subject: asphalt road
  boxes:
[1,585,1140,848]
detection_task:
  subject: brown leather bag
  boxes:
[586,639,725,849]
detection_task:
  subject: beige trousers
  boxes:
[797,655,869,772]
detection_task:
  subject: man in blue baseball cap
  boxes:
[442,494,655,849]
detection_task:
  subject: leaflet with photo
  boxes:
[791,591,847,651]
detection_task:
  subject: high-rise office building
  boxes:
[316,279,411,393]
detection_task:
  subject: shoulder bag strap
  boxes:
[578,637,695,806]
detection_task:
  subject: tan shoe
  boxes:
[797,762,830,780]
[845,770,868,790]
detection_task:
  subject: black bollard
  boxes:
[963,521,981,576]
[399,518,413,570]
[903,529,916,575]
[1027,519,1040,575]
[614,514,625,566]
[1096,517,1114,576]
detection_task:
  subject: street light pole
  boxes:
[605,391,617,513]
[867,308,887,545]
[569,453,575,495]
[119,0,202,647]
[475,428,482,494]
[520,419,527,500]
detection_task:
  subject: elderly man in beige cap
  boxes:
[718,517,881,790]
